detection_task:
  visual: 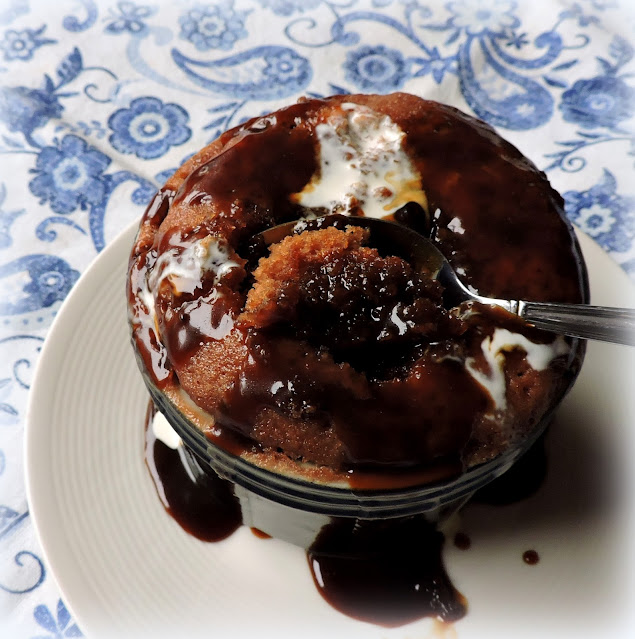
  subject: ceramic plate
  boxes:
[25,221,635,639]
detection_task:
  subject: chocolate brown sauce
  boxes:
[453,532,471,551]
[129,95,587,480]
[391,200,430,236]
[127,188,176,387]
[404,104,587,304]
[216,330,488,471]
[142,402,555,629]
[145,187,174,224]
[144,403,242,541]
[173,101,319,237]
[143,404,467,628]
[308,517,467,627]
[250,527,272,539]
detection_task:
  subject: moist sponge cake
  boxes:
[127,93,587,484]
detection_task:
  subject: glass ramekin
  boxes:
[140,361,576,548]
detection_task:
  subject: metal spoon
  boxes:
[257,215,635,346]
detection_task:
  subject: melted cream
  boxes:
[149,236,240,296]
[466,329,569,410]
[139,236,241,325]
[152,410,182,450]
[294,103,427,218]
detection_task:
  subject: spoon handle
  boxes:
[516,301,635,346]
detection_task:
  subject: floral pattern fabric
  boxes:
[0,1,634,636]
[107,96,191,159]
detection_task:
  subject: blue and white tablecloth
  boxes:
[0,0,634,636]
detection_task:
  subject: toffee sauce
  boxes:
[129,96,587,478]
[523,550,540,565]
[143,404,552,629]
[307,517,467,628]
[143,402,465,628]
[144,403,242,542]
[453,532,471,551]
[131,95,579,629]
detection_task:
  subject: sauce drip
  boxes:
[142,406,554,629]
[127,188,176,386]
[144,403,242,541]
[143,405,466,628]
[453,532,471,550]
[308,517,467,627]
[250,527,272,539]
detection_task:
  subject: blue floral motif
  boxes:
[0,184,25,250]
[32,599,83,638]
[564,169,635,252]
[263,49,308,85]
[105,1,153,35]
[23,256,78,310]
[414,47,456,84]
[0,550,45,594]
[172,46,312,100]
[0,85,64,141]
[319,2,567,129]
[560,76,635,129]
[179,2,250,52]
[0,48,85,144]
[0,24,55,62]
[257,0,322,16]
[558,2,605,28]
[29,135,111,214]
[62,0,98,32]
[503,30,529,50]
[0,504,19,528]
[0,335,44,426]
[344,45,409,92]
[0,255,79,315]
[108,97,191,160]
[446,0,519,36]
[545,35,635,171]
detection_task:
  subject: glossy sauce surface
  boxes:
[144,403,242,541]
[144,404,465,627]
[129,93,586,480]
[453,531,472,550]
[308,517,467,627]
[143,404,553,629]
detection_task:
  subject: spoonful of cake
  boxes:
[256,214,635,346]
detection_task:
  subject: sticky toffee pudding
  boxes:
[130,93,587,628]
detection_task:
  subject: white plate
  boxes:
[25,221,635,639]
